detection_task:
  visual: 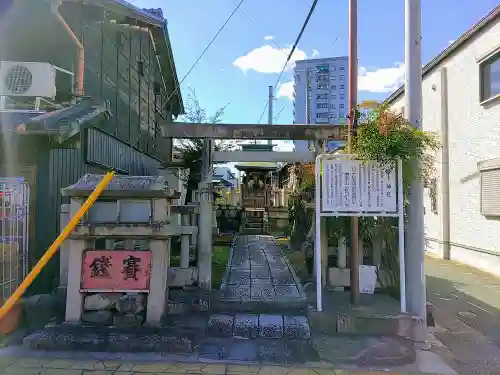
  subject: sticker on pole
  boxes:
[321,159,397,212]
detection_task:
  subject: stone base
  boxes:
[308,308,424,340]
[165,288,212,316]
[23,324,193,353]
[167,267,198,287]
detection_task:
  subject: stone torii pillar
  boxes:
[198,139,214,290]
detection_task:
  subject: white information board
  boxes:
[321,160,397,213]
[359,265,377,294]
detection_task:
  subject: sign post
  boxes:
[314,154,406,313]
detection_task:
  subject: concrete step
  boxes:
[23,324,193,353]
[215,299,307,315]
[197,336,319,364]
[205,313,311,340]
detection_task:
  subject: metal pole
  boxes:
[404,0,427,344]
[315,155,323,312]
[347,0,360,305]
[268,86,273,145]
[397,159,407,313]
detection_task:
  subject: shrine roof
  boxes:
[234,162,279,171]
[61,174,180,198]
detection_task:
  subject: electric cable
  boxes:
[230,0,287,54]
[257,0,319,124]
[162,0,244,112]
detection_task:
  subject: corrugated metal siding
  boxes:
[85,127,161,176]
[32,148,105,293]
[480,168,500,216]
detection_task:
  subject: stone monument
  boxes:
[61,174,181,326]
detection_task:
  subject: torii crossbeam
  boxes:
[161,122,347,141]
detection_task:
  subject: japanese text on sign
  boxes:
[321,160,397,213]
[81,250,152,291]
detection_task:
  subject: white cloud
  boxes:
[233,45,307,74]
[277,81,294,100]
[358,63,405,93]
[312,49,320,58]
[264,35,274,40]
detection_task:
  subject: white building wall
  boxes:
[389,18,500,277]
[293,57,349,152]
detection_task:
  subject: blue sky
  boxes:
[132,0,498,151]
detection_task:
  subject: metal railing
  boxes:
[0,179,29,303]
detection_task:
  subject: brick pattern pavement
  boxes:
[220,235,303,304]
[0,357,427,375]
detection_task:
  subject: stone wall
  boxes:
[82,292,146,327]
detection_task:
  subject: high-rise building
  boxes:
[292,57,349,152]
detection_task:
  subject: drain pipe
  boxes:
[52,5,84,96]
[440,67,451,260]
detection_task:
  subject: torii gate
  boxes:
[161,122,347,290]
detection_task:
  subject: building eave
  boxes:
[385,4,500,105]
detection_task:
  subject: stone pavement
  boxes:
[220,235,304,308]
[0,356,444,374]
[425,254,500,375]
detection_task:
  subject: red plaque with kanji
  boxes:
[81,250,152,292]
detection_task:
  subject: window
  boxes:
[317,84,328,89]
[340,75,345,80]
[340,84,345,89]
[316,112,328,119]
[331,94,337,99]
[331,66,337,71]
[317,103,328,109]
[331,76,336,80]
[340,66,345,71]
[330,103,336,109]
[479,159,500,216]
[329,113,338,119]
[339,104,344,108]
[316,64,329,72]
[480,52,500,102]
[340,94,345,100]
[331,85,337,90]
[316,94,328,100]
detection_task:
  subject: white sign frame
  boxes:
[314,154,406,313]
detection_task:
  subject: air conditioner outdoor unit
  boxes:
[0,61,56,99]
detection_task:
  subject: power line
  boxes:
[273,103,288,121]
[162,0,244,111]
[257,0,319,124]
[230,0,287,54]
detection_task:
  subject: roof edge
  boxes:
[385,4,500,105]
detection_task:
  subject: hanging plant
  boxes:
[353,104,440,297]
[354,104,440,196]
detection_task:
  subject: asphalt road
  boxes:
[425,254,500,374]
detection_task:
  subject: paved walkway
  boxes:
[220,235,304,305]
[425,254,500,375]
[0,356,434,374]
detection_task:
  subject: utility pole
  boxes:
[347,0,360,305]
[404,0,427,344]
[268,85,273,146]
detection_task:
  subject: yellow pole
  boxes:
[0,171,115,322]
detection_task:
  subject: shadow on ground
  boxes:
[425,257,500,375]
